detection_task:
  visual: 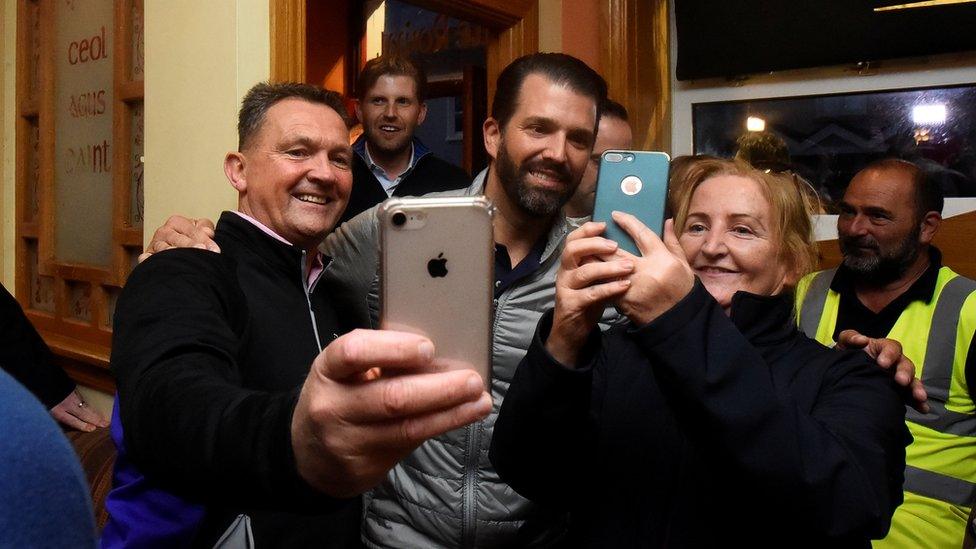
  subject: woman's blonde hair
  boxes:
[669,158,820,282]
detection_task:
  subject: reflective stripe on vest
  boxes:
[799,267,836,339]
[905,275,976,436]
[905,465,976,508]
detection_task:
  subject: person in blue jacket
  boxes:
[0,368,97,548]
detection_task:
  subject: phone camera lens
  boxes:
[391,212,407,227]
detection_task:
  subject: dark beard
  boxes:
[839,223,921,285]
[495,141,575,217]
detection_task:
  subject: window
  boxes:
[15,0,145,389]
[693,84,976,209]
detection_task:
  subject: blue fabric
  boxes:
[100,399,206,549]
[493,236,548,297]
[0,369,97,548]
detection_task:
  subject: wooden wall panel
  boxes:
[487,1,538,109]
[601,0,670,152]
[270,0,305,82]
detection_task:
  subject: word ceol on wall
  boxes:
[65,140,111,175]
[68,26,109,65]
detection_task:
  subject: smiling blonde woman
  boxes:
[491,158,910,547]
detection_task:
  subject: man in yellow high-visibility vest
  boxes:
[796,158,976,548]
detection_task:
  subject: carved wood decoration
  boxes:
[14,0,145,392]
[601,0,671,152]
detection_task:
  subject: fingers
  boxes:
[562,234,618,269]
[579,278,632,305]
[318,329,435,380]
[146,215,221,256]
[564,258,634,290]
[890,356,915,387]
[50,390,108,429]
[611,211,662,258]
[71,404,110,428]
[911,380,930,414]
[661,219,686,260]
[329,368,488,423]
[872,338,904,371]
[565,222,607,244]
[194,218,216,232]
[838,333,925,411]
[353,392,492,451]
[51,407,96,432]
[836,329,869,351]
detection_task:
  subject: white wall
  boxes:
[143,0,270,242]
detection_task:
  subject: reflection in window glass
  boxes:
[364,0,489,79]
[693,85,976,209]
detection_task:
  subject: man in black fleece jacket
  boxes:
[106,82,491,548]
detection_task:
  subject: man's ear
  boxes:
[484,118,501,161]
[919,211,942,245]
[224,152,247,193]
[417,101,428,126]
[354,100,363,125]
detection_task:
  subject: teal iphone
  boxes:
[591,150,671,256]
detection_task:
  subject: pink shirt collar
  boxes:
[231,210,325,286]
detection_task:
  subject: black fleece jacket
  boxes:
[491,282,910,548]
[339,149,470,224]
[112,212,361,547]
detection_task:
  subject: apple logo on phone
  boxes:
[621,175,642,196]
[427,253,448,278]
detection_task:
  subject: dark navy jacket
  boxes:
[492,282,910,548]
[339,135,470,225]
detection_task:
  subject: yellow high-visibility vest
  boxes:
[796,266,976,548]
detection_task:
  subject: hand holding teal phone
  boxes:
[591,150,670,256]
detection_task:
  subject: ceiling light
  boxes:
[746,116,766,132]
[875,0,976,12]
[913,104,947,125]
